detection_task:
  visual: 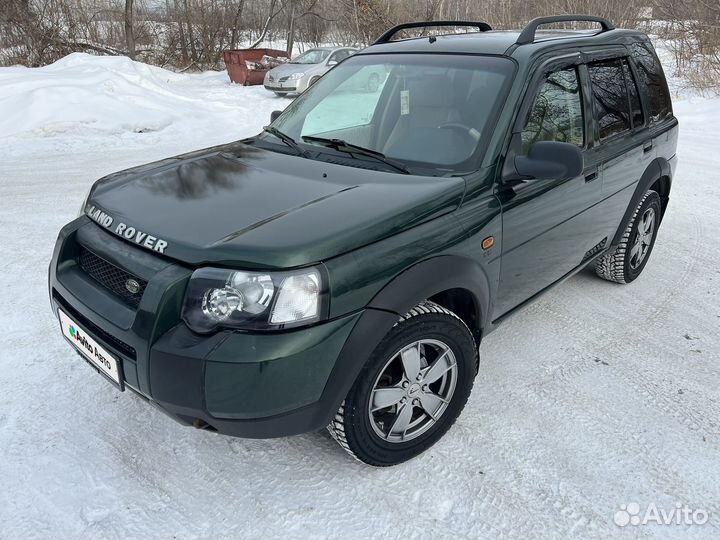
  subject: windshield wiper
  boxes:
[302,136,410,174]
[263,126,309,158]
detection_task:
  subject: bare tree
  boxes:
[0,0,717,91]
[124,0,135,58]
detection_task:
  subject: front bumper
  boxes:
[264,83,298,93]
[263,75,312,94]
[49,218,380,438]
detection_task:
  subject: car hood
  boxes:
[86,142,465,268]
[267,63,318,78]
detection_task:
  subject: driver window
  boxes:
[522,67,584,153]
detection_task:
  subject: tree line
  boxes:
[1,0,718,89]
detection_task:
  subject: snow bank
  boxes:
[0,53,284,155]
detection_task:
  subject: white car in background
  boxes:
[263,47,357,96]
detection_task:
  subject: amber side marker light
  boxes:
[482,236,495,250]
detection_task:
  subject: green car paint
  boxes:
[49,21,678,439]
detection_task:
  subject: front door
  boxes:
[494,62,603,317]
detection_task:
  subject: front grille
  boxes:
[279,76,289,82]
[54,293,137,360]
[79,248,147,308]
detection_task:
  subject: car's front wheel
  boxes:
[328,302,477,466]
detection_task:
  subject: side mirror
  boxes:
[514,141,584,181]
[327,59,338,66]
[270,110,282,123]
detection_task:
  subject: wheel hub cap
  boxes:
[630,207,656,270]
[368,338,458,443]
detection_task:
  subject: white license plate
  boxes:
[58,309,123,388]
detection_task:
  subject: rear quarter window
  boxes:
[622,58,644,128]
[630,42,673,123]
[588,59,632,140]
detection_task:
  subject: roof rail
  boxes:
[515,15,615,45]
[373,21,492,45]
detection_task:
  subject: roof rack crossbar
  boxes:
[515,15,615,45]
[373,20,492,45]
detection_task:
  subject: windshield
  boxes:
[272,53,515,174]
[291,49,331,64]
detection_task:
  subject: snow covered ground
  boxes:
[0,54,719,540]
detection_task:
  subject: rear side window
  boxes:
[631,42,672,123]
[329,49,351,63]
[588,59,631,140]
[522,67,584,152]
[622,59,644,128]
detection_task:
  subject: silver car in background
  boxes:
[263,47,357,96]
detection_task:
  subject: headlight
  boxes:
[288,72,305,80]
[182,266,327,333]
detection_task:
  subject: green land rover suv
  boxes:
[50,16,678,466]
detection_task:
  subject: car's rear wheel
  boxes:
[595,189,662,283]
[327,301,477,466]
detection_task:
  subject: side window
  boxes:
[622,58,644,127]
[588,59,631,140]
[522,67,584,152]
[630,42,672,123]
[329,50,348,64]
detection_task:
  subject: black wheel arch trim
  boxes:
[611,157,672,248]
[314,255,492,430]
[367,255,491,332]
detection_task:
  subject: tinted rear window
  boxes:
[588,59,631,140]
[630,42,672,123]
[622,58,644,128]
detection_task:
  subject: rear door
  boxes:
[629,41,677,171]
[585,54,658,241]
[494,56,604,316]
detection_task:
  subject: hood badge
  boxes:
[86,205,168,254]
[125,279,141,295]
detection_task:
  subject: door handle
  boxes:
[584,171,598,182]
[643,142,654,153]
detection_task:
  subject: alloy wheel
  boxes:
[368,339,458,443]
[629,207,656,270]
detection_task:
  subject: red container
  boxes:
[222,48,289,85]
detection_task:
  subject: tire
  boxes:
[595,189,662,284]
[327,301,477,466]
[274,92,288,97]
